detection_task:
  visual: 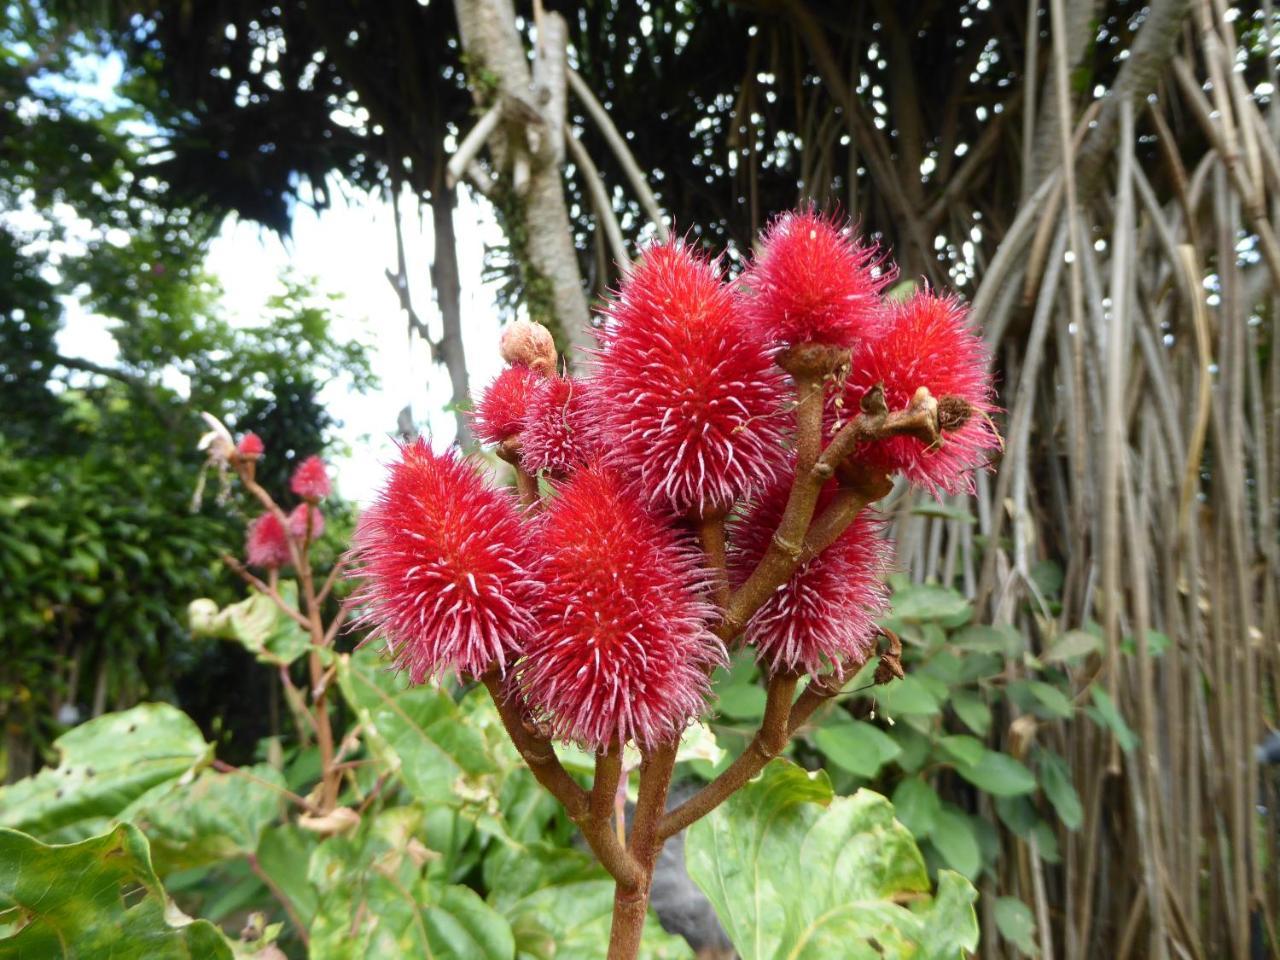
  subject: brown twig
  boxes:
[222,555,312,629]
[481,673,641,886]
[658,672,797,840]
[718,382,950,642]
[212,759,317,815]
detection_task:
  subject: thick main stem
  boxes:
[608,742,677,960]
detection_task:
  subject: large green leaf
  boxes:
[308,806,514,960]
[814,721,901,777]
[255,824,320,929]
[124,765,286,873]
[337,649,496,806]
[0,823,232,959]
[954,749,1037,797]
[889,584,971,624]
[685,760,978,959]
[0,704,211,836]
[188,582,311,667]
[486,845,687,960]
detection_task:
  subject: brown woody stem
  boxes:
[482,673,641,887]
[658,671,798,840]
[609,741,678,959]
[718,385,948,642]
[695,513,729,611]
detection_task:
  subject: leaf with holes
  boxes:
[0,704,211,837]
[0,823,232,959]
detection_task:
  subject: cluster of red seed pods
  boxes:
[346,209,999,751]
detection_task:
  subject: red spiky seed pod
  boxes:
[730,479,891,677]
[472,365,540,446]
[519,464,723,750]
[740,208,892,348]
[236,432,264,458]
[246,512,291,569]
[288,503,325,541]
[349,440,537,682]
[594,240,788,516]
[290,454,331,501]
[839,291,999,496]
[519,376,598,476]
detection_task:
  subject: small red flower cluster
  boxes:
[243,445,334,569]
[350,209,998,751]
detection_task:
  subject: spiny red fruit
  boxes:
[349,440,537,682]
[520,376,597,475]
[236,432,264,457]
[288,504,325,541]
[290,454,331,501]
[246,512,290,569]
[840,291,998,495]
[730,479,891,677]
[473,365,540,445]
[740,208,891,348]
[594,240,787,516]
[519,464,723,749]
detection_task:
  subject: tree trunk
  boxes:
[452,0,593,358]
[429,169,474,450]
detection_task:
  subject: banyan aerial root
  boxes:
[347,208,1002,959]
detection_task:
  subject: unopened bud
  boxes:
[499,319,557,377]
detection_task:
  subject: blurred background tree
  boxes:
[0,7,372,779]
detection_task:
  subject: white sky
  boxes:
[28,46,508,504]
[201,186,507,502]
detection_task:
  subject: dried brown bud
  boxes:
[500,319,557,376]
[937,395,975,433]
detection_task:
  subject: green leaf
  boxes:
[937,735,986,768]
[255,825,319,928]
[876,675,942,716]
[995,896,1039,956]
[0,704,211,836]
[188,582,310,667]
[123,765,286,872]
[955,750,1037,797]
[1035,750,1083,830]
[814,721,902,778]
[1026,681,1074,719]
[1043,629,1101,664]
[337,649,495,806]
[950,690,992,736]
[1087,686,1138,752]
[928,807,982,880]
[484,843,688,958]
[716,683,767,720]
[0,823,232,958]
[950,624,1019,655]
[685,760,978,959]
[890,584,971,623]
[891,778,942,838]
[308,806,515,960]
